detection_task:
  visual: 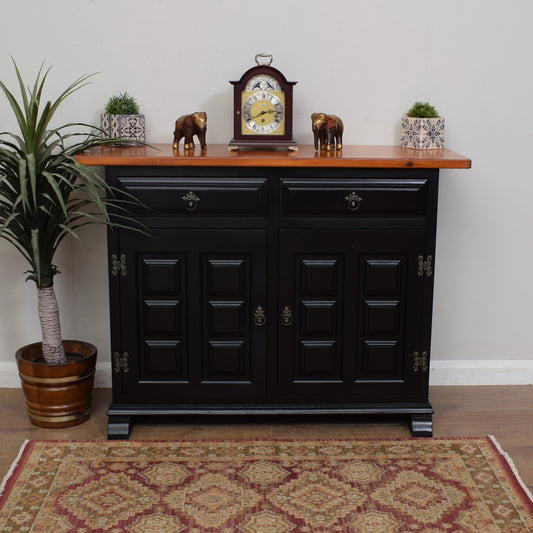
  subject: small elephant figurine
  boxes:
[311,113,344,151]
[173,111,207,150]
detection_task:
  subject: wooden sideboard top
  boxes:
[76,144,471,169]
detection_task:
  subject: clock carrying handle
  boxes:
[255,53,273,66]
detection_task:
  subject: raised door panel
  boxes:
[279,252,345,388]
[358,258,406,385]
[141,257,187,379]
[277,229,426,402]
[116,229,267,404]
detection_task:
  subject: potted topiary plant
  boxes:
[400,101,445,149]
[0,60,141,428]
[100,91,145,142]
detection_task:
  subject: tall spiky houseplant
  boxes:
[0,60,138,365]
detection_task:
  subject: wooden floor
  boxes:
[1,386,532,495]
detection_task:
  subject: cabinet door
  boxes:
[115,229,267,404]
[278,229,426,402]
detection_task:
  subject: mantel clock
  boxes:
[228,54,297,151]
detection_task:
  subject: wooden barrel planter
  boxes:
[16,340,97,428]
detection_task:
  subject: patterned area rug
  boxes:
[1,437,532,532]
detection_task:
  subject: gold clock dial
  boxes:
[241,90,285,135]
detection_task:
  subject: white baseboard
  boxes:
[1,360,532,388]
[429,360,533,386]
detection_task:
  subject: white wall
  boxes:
[1,0,532,384]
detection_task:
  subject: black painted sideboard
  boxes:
[78,145,470,439]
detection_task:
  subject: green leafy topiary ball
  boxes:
[406,101,439,119]
[105,92,139,114]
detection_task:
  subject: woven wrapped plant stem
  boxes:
[38,286,65,364]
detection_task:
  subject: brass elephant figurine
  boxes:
[311,113,343,151]
[173,111,207,150]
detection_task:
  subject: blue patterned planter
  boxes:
[400,116,445,149]
[100,113,145,143]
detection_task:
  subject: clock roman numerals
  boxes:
[241,90,285,135]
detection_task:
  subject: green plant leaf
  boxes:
[17,158,29,214]
[26,152,38,207]
[0,80,27,144]
[30,228,41,285]
[41,171,68,218]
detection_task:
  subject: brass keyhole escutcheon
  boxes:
[281,306,293,326]
[182,191,200,211]
[254,305,266,326]
[345,191,362,211]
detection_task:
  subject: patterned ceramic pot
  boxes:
[101,113,145,143]
[400,116,445,149]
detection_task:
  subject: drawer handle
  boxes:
[345,191,363,211]
[281,305,293,326]
[182,191,200,211]
[254,305,266,327]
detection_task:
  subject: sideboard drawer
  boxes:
[280,178,428,216]
[117,177,268,215]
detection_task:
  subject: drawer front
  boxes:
[117,177,267,215]
[280,178,428,216]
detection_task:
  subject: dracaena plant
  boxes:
[0,59,141,364]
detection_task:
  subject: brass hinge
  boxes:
[417,255,433,277]
[113,352,129,373]
[111,254,127,277]
[413,351,429,373]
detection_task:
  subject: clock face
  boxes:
[241,90,285,135]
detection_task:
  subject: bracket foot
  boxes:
[107,415,132,440]
[410,414,433,437]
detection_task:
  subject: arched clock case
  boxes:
[229,56,297,150]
